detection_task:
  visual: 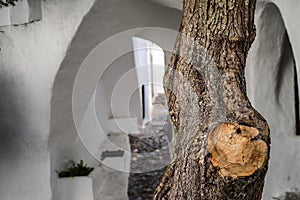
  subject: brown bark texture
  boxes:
[154,0,270,199]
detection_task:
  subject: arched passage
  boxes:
[132,37,166,126]
[246,2,300,199]
[49,0,182,199]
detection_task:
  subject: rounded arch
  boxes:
[131,36,167,126]
[246,2,300,199]
[49,0,182,199]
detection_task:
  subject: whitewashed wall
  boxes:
[101,51,141,120]
[0,0,42,26]
[0,0,94,199]
[247,1,300,199]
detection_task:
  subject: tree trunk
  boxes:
[154,0,270,199]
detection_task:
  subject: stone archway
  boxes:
[246,2,300,199]
[49,0,182,199]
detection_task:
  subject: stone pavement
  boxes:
[128,94,173,200]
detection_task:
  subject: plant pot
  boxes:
[58,176,94,200]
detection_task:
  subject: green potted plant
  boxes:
[57,160,94,200]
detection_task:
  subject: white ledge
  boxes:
[0,0,42,27]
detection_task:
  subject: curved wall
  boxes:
[246,2,300,199]
[49,0,182,199]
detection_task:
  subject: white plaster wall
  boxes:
[0,0,94,199]
[151,46,166,96]
[95,81,109,141]
[101,52,141,120]
[10,0,30,25]
[0,6,10,26]
[0,0,42,26]
[132,37,153,123]
[246,2,300,199]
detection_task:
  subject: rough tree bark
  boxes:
[154,0,270,199]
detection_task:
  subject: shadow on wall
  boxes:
[0,73,23,165]
[0,69,49,198]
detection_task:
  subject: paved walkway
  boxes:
[91,94,172,200]
[128,94,173,200]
